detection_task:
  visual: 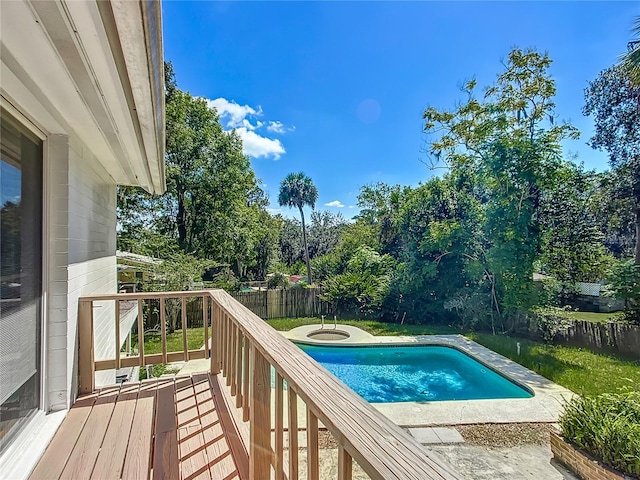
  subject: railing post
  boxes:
[78,299,95,395]
[249,346,271,480]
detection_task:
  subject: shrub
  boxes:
[533,305,575,342]
[267,272,289,290]
[559,392,640,477]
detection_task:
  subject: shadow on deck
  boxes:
[30,373,248,480]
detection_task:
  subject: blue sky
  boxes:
[163,1,639,218]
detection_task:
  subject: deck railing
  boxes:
[78,289,459,480]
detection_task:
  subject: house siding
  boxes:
[46,137,118,411]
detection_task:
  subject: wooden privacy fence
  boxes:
[554,320,640,360]
[230,287,329,319]
[77,289,460,480]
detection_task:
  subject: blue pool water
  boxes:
[297,344,532,403]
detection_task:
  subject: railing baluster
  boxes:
[114,299,121,370]
[137,299,145,366]
[230,324,237,395]
[338,445,352,480]
[307,407,319,480]
[202,295,209,359]
[78,299,95,395]
[235,330,243,406]
[211,302,220,374]
[160,297,167,364]
[275,373,284,480]
[288,387,298,480]
[242,336,250,421]
[226,315,232,386]
[249,346,271,479]
[181,296,188,361]
[221,312,228,376]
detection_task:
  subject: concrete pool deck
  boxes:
[283,325,575,426]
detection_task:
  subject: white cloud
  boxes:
[206,98,261,128]
[203,97,290,159]
[266,121,285,133]
[348,205,355,209]
[236,127,285,159]
[325,200,345,208]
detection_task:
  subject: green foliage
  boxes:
[560,392,640,476]
[584,63,640,265]
[138,363,181,381]
[267,272,289,290]
[396,173,483,322]
[117,63,275,281]
[531,305,575,342]
[320,246,394,317]
[539,165,612,289]
[621,16,640,86]
[607,259,640,322]
[356,182,410,256]
[416,48,580,330]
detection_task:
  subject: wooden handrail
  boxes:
[78,289,460,480]
[78,291,212,394]
[210,289,460,480]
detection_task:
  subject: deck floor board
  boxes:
[30,375,245,480]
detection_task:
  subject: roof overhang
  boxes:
[0,0,166,194]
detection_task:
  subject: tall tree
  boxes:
[278,172,318,283]
[117,63,272,281]
[584,64,640,264]
[422,48,578,327]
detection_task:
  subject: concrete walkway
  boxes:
[426,444,578,480]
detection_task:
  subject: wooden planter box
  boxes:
[550,430,634,480]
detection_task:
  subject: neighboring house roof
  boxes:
[116,250,162,268]
[1,0,166,193]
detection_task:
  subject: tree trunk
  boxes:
[299,206,312,284]
[635,204,640,264]
[177,187,187,246]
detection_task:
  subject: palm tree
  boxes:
[278,172,318,283]
[621,16,640,86]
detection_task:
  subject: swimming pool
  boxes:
[298,344,533,403]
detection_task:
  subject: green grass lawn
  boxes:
[129,328,205,355]
[554,310,624,324]
[267,317,640,397]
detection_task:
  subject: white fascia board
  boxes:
[63,0,148,186]
[2,0,165,193]
[107,0,166,194]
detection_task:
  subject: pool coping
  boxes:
[283,325,575,426]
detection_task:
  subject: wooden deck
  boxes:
[30,373,248,480]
